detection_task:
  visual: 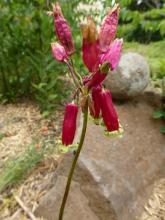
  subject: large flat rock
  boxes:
[80,98,165,220]
[35,153,117,220]
[35,175,100,220]
[36,96,165,220]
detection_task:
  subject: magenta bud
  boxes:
[82,40,100,72]
[100,89,119,131]
[100,38,123,70]
[90,85,102,118]
[99,4,120,52]
[62,103,78,146]
[51,42,68,62]
[52,3,75,55]
[81,17,100,72]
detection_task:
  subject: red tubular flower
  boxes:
[86,70,107,89]
[100,38,123,70]
[100,89,119,131]
[99,4,120,52]
[51,42,68,62]
[89,85,102,118]
[51,3,75,55]
[81,17,100,72]
[82,40,100,72]
[62,103,78,146]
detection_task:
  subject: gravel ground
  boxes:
[0,102,64,220]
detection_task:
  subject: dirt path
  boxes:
[0,102,64,220]
[0,102,63,171]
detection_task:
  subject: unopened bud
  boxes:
[51,42,68,62]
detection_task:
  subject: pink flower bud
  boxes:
[100,38,123,70]
[100,90,119,131]
[51,3,75,55]
[62,103,78,146]
[99,4,120,52]
[89,85,102,118]
[51,42,68,62]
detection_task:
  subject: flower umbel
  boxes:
[48,2,123,220]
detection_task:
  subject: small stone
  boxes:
[105,52,150,99]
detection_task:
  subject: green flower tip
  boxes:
[104,123,124,138]
[58,142,79,154]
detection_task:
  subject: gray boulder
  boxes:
[105,52,150,99]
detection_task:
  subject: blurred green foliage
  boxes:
[153,78,165,134]
[117,0,165,42]
[0,144,45,192]
[0,0,77,111]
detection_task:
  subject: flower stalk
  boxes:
[65,61,82,90]
[58,101,88,220]
[70,58,83,84]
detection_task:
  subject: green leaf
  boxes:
[159,20,165,37]
[160,126,165,134]
[153,110,164,119]
[42,111,51,118]
[0,133,5,141]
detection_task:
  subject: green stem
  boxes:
[70,58,83,84]
[65,61,81,90]
[58,102,89,220]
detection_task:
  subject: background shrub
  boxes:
[117,0,165,42]
[0,0,80,110]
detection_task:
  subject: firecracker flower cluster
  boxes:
[48,2,123,146]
